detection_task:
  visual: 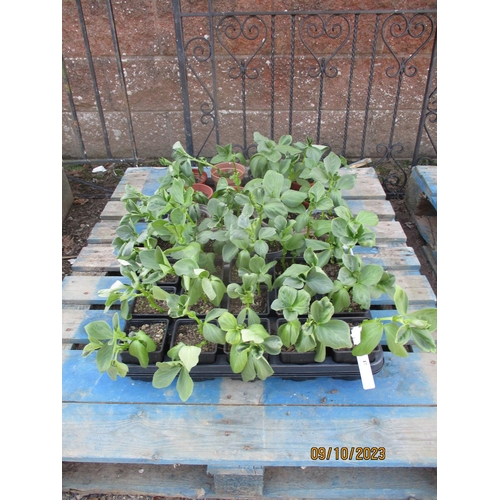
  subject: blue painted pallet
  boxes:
[62,349,436,467]
[410,165,437,210]
[63,166,437,498]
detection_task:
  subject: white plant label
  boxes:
[351,326,375,390]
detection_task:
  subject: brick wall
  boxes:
[62,0,437,162]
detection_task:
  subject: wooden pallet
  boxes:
[62,166,437,499]
[405,165,437,274]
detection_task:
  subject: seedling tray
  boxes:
[125,344,384,381]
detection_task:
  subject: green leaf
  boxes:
[352,283,371,310]
[218,312,239,332]
[153,362,181,388]
[406,308,438,332]
[259,227,277,240]
[396,324,412,344]
[82,342,101,357]
[351,320,384,356]
[241,324,268,343]
[177,367,195,401]
[205,308,228,322]
[96,343,114,372]
[281,190,308,207]
[394,286,409,315]
[384,322,409,357]
[222,241,239,263]
[115,361,129,378]
[135,331,156,352]
[358,264,384,286]
[173,258,198,278]
[262,335,283,355]
[152,286,169,301]
[230,344,249,373]
[278,320,300,348]
[304,238,330,251]
[411,328,437,353]
[336,173,356,190]
[253,355,274,380]
[313,342,327,362]
[334,206,352,221]
[314,196,334,211]
[247,308,261,326]
[324,151,342,172]
[115,225,135,241]
[355,210,379,227]
[254,239,269,257]
[263,170,285,197]
[129,340,149,368]
[178,345,201,372]
[315,320,352,349]
[84,321,113,341]
[310,297,335,324]
[201,277,216,301]
[202,323,226,344]
[263,202,288,219]
[240,355,257,382]
[295,329,316,352]
[306,268,334,294]
[225,329,241,345]
[331,288,351,314]
[170,178,186,204]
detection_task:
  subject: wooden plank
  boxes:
[89,219,406,246]
[103,175,395,220]
[101,198,396,221]
[100,201,129,220]
[111,167,167,200]
[72,243,417,274]
[61,268,434,307]
[414,214,437,250]
[341,175,386,200]
[62,400,436,467]
[422,245,437,275]
[61,276,131,305]
[414,165,437,196]
[62,309,125,343]
[62,462,437,499]
[62,349,436,406]
[414,165,437,203]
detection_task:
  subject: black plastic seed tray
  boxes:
[125,344,384,382]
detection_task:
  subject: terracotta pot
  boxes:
[193,168,208,184]
[291,180,313,207]
[210,162,246,186]
[192,182,213,199]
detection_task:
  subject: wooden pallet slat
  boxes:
[89,219,406,246]
[71,244,419,274]
[100,198,396,221]
[62,400,436,467]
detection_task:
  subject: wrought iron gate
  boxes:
[62,0,437,195]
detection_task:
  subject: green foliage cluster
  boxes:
[83,132,437,401]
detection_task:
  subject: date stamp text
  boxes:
[310,446,386,461]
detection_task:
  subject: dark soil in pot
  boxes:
[157,273,179,286]
[228,289,270,316]
[171,320,217,363]
[120,319,169,364]
[130,286,175,316]
[332,344,382,364]
[132,297,169,316]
